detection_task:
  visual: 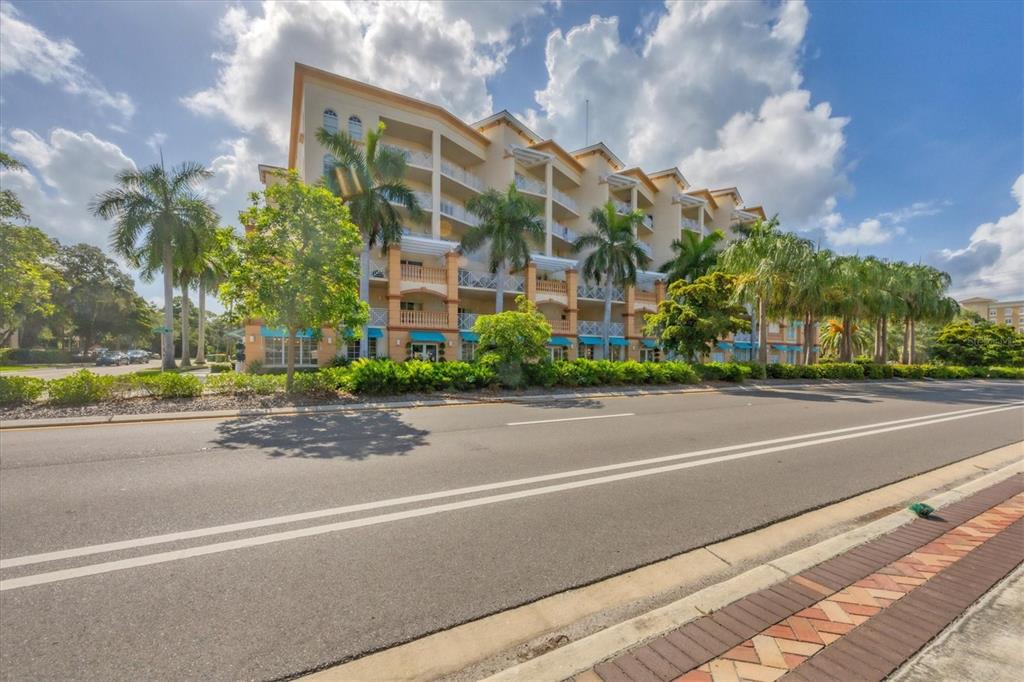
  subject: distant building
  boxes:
[958,297,1024,332]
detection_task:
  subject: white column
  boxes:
[431,130,441,240]
[544,161,553,256]
[698,206,705,237]
[630,186,639,237]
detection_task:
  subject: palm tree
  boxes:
[318,121,423,358]
[784,246,835,364]
[573,201,651,359]
[818,319,872,359]
[194,227,234,364]
[892,263,958,363]
[659,229,724,283]
[91,161,214,370]
[462,183,546,313]
[826,256,875,362]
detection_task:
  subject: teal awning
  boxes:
[641,339,657,349]
[548,336,572,347]
[734,341,754,350]
[460,331,479,342]
[578,335,603,346]
[772,343,802,352]
[609,337,628,347]
[367,327,383,339]
[261,326,314,338]
[410,331,446,343]
[717,341,734,350]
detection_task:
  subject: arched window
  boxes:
[323,109,338,134]
[348,115,363,140]
[323,154,336,180]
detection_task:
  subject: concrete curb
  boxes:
[484,447,1024,682]
[303,442,1023,682]
[1,378,1003,430]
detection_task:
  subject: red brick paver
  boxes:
[578,474,1024,682]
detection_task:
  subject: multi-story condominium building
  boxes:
[244,63,807,367]
[958,297,1024,332]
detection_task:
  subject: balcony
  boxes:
[613,199,631,214]
[536,280,568,296]
[459,269,497,289]
[457,312,478,330]
[552,221,578,244]
[547,318,572,333]
[385,144,433,170]
[577,282,625,301]
[681,217,700,232]
[638,241,652,258]
[732,209,759,224]
[514,172,546,196]
[578,320,625,336]
[440,159,484,191]
[369,308,388,326]
[439,198,480,227]
[401,263,447,285]
[635,290,657,305]
[399,310,448,327]
[368,259,388,279]
[552,187,578,214]
[640,215,654,231]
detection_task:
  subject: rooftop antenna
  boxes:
[585,98,590,146]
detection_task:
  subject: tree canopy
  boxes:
[645,272,750,361]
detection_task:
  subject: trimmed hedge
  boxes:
[46,369,117,405]
[0,376,46,405]
[131,372,203,399]
[204,372,286,395]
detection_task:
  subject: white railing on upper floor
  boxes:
[638,241,652,258]
[681,217,700,232]
[514,172,546,196]
[552,221,578,244]
[440,160,484,191]
[577,282,625,301]
[612,199,632,214]
[578,320,625,337]
[641,215,654,230]
[368,259,388,278]
[440,198,480,227]
[384,144,433,170]
[457,312,478,330]
[552,187,578,213]
[458,269,497,289]
[369,308,388,326]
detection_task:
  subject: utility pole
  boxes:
[585,99,590,146]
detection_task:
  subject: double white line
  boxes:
[2,400,1020,591]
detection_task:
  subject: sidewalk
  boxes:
[544,476,1024,682]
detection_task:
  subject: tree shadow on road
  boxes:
[212,410,430,460]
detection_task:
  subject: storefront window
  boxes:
[264,337,317,366]
[410,342,439,361]
[549,346,567,361]
[461,341,477,361]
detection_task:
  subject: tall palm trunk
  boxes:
[161,245,176,370]
[359,243,370,358]
[840,316,853,362]
[180,280,191,367]
[494,261,506,313]
[756,296,768,365]
[908,319,916,364]
[603,270,613,360]
[902,318,911,364]
[196,279,206,364]
[803,313,814,365]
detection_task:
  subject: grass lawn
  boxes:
[0,365,49,372]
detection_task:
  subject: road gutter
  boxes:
[300,442,1023,682]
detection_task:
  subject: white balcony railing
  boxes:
[641,215,654,230]
[401,263,447,285]
[440,160,484,191]
[547,318,572,333]
[613,199,631,214]
[368,259,388,279]
[552,187,578,213]
[369,308,388,326]
[681,217,700,232]
[399,310,448,327]
[536,279,568,296]
[514,172,546,196]
[552,221,578,244]
[457,312,478,330]
[385,144,433,170]
[577,282,625,301]
[440,198,480,227]
[508,274,525,293]
[578,320,625,336]
[459,269,497,289]
[638,241,652,258]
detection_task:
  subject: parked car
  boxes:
[127,350,150,364]
[95,351,129,366]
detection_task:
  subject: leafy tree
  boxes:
[91,160,215,370]
[818,318,872,360]
[462,183,545,313]
[0,151,28,224]
[784,247,835,364]
[222,171,365,389]
[659,229,724,283]
[931,320,1024,367]
[318,121,423,358]
[474,295,551,387]
[644,272,750,361]
[573,201,651,359]
[0,225,60,347]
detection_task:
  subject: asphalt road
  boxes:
[1,380,1022,681]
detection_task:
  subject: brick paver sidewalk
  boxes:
[580,474,1024,682]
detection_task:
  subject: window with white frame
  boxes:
[409,342,439,361]
[323,109,338,134]
[579,344,595,360]
[348,115,363,139]
[461,341,477,361]
[640,347,659,362]
[608,345,626,361]
[323,154,336,180]
[549,346,567,361]
[264,337,317,366]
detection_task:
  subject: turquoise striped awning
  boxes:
[460,331,479,343]
[609,337,628,347]
[578,335,603,346]
[261,326,314,338]
[641,339,657,349]
[772,343,802,352]
[410,331,446,343]
[717,341,734,350]
[548,336,572,347]
[367,327,383,339]
[734,341,754,350]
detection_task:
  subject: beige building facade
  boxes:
[958,297,1024,332]
[245,63,794,368]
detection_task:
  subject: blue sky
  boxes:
[1,0,1021,308]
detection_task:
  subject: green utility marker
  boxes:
[909,502,935,518]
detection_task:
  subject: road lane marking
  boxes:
[507,413,634,426]
[2,402,1020,591]
[2,401,1018,571]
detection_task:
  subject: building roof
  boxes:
[648,167,690,190]
[743,205,767,219]
[473,110,542,144]
[529,139,585,173]
[619,167,659,195]
[685,188,719,210]
[287,63,491,169]
[710,186,744,205]
[258,164,287,184]
[571,142,625,170]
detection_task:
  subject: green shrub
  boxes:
[987,366,1024,379]
[642,362,669,384]
[209,362,233,374]
[815,362,865,380]
[740,362,767,379]
[207,353,227,363]
[695,362,750,382]
[795,364,823,379]
[203,372,285,395]
[890,364,926,379]
[245,359,264,374]
[921,365,972,379]
[141,373,203,398]
[290,370,341,396]
[399,360,444,392]
[524,360,558,388]
[856,363,893,380]
[347,358,402,393]
[433,361,496,391]
[0,376,46,405]
[966,366,989,378]
[662,361,700,384]
[766,363,800,379]
[47,370,116,405]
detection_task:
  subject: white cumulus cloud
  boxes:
[523,1,849,228]
[933,175,1024,300]
[0,3,135,118]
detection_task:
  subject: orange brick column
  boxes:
[655,278,666,304]
[386,247,404,361]
[624,285,639,360]
[524,262,537,302]
[566,268,579,360]
[445,251,460,331]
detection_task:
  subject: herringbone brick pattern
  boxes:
[582,478,1024,682]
